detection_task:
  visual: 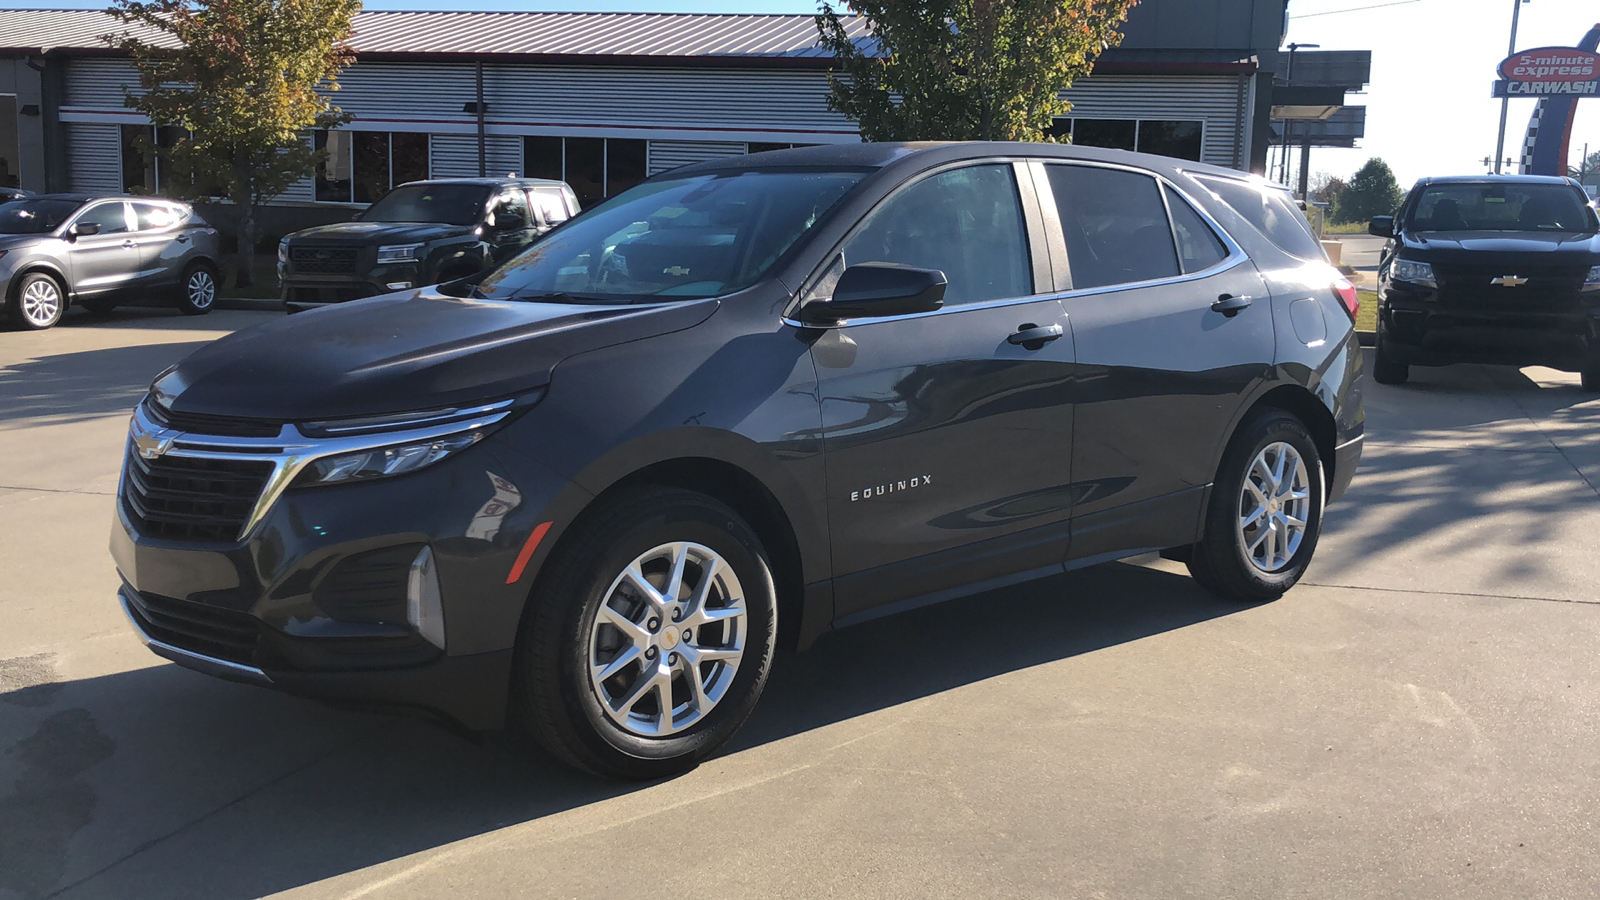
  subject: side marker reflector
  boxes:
[506,521,553,585]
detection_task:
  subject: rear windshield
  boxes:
[1406,183,1597,233]
[475,169,867,303]
[0,199,82,234]
[363,184,492,226]
[1195,175,1325,261]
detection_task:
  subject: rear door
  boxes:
[63,200,139,296]
[808,162,1078,619]
[1035,162,1273,560]
[527,186,572,236]
[127,201,191,289]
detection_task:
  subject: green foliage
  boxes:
[815,0,1139,142]
[1310,172,1347,224]
[1334,158,1405,224]
[108,0,359,285]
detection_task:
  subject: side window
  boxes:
[133,202,183,232]
[839,164,1031,307]
[528,188,569,227]
[1046,165,1179,290]
[75,201,132,235]
[1164,188,1229,273]
[1195,175,1325,261]
[488,190,530,231]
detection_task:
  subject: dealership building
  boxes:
[0,1,1364,213]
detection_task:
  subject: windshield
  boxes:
[1407,183,1598,233]
[363,184,492,226]
[475,169,868,303]
[0,199,82,235]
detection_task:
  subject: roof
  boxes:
[1418,176,1581,187]
[400,177,570,188]
[0,8,871,61]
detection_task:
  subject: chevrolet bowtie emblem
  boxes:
[1490,275,1529,288]
[132,424,177,460]
[663,266,691,277]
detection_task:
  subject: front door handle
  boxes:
[175,234,189,243]
[1007,323,1065,349]
[1211,294,1253,317]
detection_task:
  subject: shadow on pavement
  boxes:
[0,341,213,425]
[0,560,1237,900]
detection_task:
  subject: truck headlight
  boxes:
[376,243,423,264]
[277,239,289,264]
[1585,266,1600,292]
[294,432,484,487]
[1392,259,1437,289]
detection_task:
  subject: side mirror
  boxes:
[800,262,947,324]
[70,221,101,238]
[1368,216,1395,238]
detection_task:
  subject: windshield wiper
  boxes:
[507,290,622,304]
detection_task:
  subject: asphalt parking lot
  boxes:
[3,306,1599,899]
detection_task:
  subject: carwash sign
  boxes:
[1492,47,1600,97]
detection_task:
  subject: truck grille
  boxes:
[121,447,275,543]
[1434,263,1591,310]
[125,588,259,665]
[290,245,360,276]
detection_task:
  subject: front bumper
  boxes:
[110,412,584,731]
[1382,293,1600,372]
[280,264,423,312]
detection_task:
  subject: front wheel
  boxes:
[7,272,65,330]
[1372,323,1409,385]
[1187,409,1326,604]
[175,262,218,315]
[513,488,778,780]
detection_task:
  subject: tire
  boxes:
[7,272,66,330]
[79,297,118,316]
[1372,330,1409,385]
[1582,365,1600,393]
[513,487,778,780]
[1186,409,1326,604]
[175,262,218,315]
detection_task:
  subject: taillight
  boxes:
[1333,276,1359,322]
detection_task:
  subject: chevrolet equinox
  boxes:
[113,143,1365,779]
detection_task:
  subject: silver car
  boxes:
[0,194,222,330]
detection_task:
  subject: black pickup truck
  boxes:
[279,177,578,311]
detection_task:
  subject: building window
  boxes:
[1049,119,1205,161]
[316,130,431,203]
[121,125,190,195]
[521,136,649,207]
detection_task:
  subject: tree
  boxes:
[815,0,1139,143]
[1571,150,1600,180]
[1310,171,1347,223]
[1335,158,1404,224]
[108,0,359,287]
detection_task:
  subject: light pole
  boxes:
[1493,0,1532,175]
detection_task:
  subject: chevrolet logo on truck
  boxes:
[1491,275,1530,288]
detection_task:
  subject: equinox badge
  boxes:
[1490,275,1530,287]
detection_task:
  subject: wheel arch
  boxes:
[1241,384,1339,489]
[10,262,70,298]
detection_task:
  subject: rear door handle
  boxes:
[1007,323,1065,349]
[1211,294,1253,317]
[121,240,137,250]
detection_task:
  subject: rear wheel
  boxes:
[175,262,217,315]
[7,272,66,330]
[1187,409,1326,604]
[513,488,778,780]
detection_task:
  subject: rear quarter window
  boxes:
[1195,175,1325,262]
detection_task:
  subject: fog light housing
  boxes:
[386,281,413,290]
[407,546,446,649]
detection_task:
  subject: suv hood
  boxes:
[286,221,476,245]
[154,291,719,421]
[1401,231,1600,262]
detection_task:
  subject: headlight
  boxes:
[294,432,483,487]
[1392,259,1437,288]
[1585,266,1600,291]
[277,240,289,264]
[376,243,423,264]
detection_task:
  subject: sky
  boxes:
[15,0,1600,187]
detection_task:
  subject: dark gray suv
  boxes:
[0,194,222,330]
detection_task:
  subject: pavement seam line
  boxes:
[0,484,117,497]
[1501,391,1600,500]
[43,720,396,899]
[1303,580,1600,606]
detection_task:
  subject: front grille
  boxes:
[122,447,274,543]
[145,400,282,438]
[289,245,360,276]
[312,544,424,625]
[125,588,259,665]
[1434,263,1591,310]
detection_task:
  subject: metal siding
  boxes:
[430,133,522,178]
[64,58,141,108]
[646,140,747,176]
[66,122,121,192]
[1062,74,1244,168]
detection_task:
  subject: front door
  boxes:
[809,163,1077,620]
[1036,163,1274,559]
[486,189,536,261]
[65,201,139,296]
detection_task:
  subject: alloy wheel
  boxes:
[588,541,747,738]
[187,269,217,309]
[1237,441,1312,573]
[20,279,62,327]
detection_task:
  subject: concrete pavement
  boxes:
[2,307,1599,899]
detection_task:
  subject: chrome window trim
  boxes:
[118,587,273,685]
[124,401,514,543]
